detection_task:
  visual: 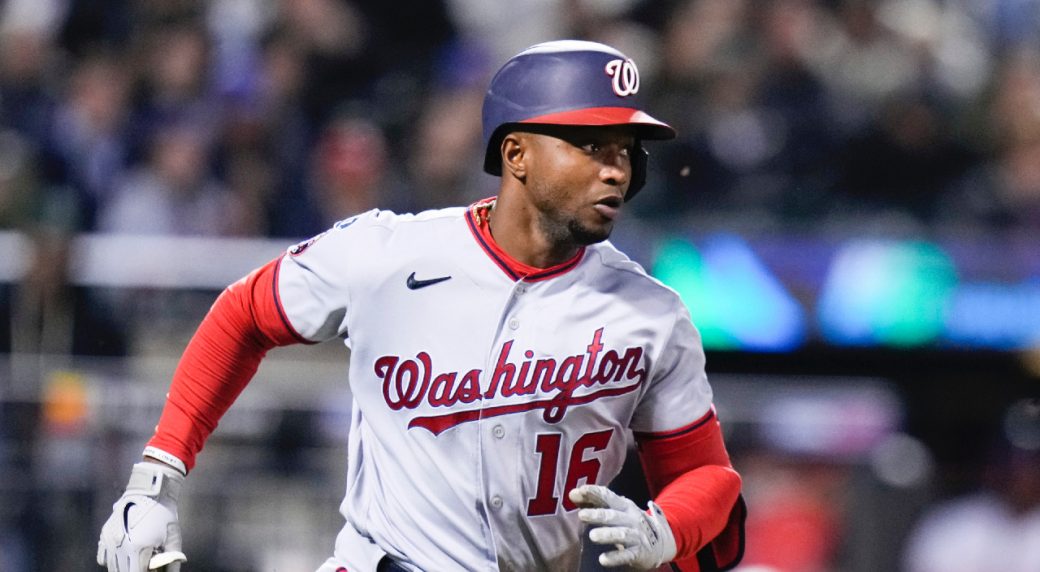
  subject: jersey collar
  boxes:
[465,197,585,282]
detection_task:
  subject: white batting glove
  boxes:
[97,462,188,571]
[569,484,677,569]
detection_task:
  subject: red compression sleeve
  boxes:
[146,257,310,472]
[635,408,746,571]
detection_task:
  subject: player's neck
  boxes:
[488,193,581,269]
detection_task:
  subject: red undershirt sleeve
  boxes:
[146,257,310,472]
[635,408,747,572]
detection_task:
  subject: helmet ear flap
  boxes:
[625,143,648,202]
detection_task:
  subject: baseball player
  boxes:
[98,40,745,571]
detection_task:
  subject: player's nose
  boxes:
[598,150,630,189]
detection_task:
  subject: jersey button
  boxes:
[492,425,505,439]
[490,495,503,509]
[508,318,519,330]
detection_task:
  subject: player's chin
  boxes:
[569,219,613,246]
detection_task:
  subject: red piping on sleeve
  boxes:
[271,255,317,345]
[633,408,718,442]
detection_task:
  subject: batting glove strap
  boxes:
[126,462,185,501]
[570,485,678,570]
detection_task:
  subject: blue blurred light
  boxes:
[944,281,1040,349]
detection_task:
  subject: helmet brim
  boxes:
[519,107,676,140]
[482,107,676,176]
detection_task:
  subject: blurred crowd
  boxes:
[0,0,1038,243]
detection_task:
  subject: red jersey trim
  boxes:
[465,197,585,282]
[632,406,716,441]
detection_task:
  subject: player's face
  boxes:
[519,125,636,246]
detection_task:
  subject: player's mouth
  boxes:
[593,195,623,221]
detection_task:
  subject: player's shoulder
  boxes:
[341,205,468,231]
[585,242,684,304]
[285,206,467,259]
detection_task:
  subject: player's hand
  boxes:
[97,462,188,571]
[569,484,677,570]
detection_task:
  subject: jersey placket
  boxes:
[474,277,532,570]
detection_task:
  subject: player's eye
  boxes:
[581,142,601,154]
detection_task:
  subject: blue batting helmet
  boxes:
[481,40,676,199]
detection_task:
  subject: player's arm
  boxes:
[145,256,311,472]
[635,407,746,571]
[98,256,309,571]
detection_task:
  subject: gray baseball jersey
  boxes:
[277,201,713,571]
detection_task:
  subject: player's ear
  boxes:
[501,133,527,181]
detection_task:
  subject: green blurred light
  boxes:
[651,235,805,351]
[652,238,740,350]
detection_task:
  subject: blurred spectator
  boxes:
[832,93,976,224]
[0,18,57,143]
[633,0,766,224]
[902,400,1040,572]
[639,0,838,225]
[646,62,768,224]
[405,41,493,211]
[811,0,920,133]
[406,86,488,210]
[0,130,39,229]
[651,0,749,135]
[246,27,319,237]
[278,0,456,129]
[222,150,277,236]
[302,112,408,230]
[44,51,134,230]
[56,0,133,58]
[97,119,235,236]
[131,19,220,152]
[206,0,273,102]
[874,0,992,105]
[752,0,839,221]
[964,0,1040,51]
[276,0,373,127]
[0,128,80,234]
[941,49,1040,233]
[446,0,568,67]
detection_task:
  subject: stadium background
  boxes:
[0,0,1038,570]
